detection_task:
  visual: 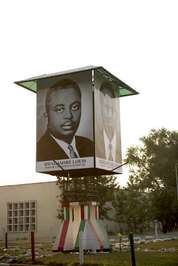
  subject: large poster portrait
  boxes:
[95,73,122,173]
[36,71,94,173]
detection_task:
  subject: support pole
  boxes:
[5,232,8,249]
[129,233,136,266]
[175,163,178,200]
[31,231,35,263]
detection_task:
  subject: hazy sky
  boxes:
[0,0,177,186]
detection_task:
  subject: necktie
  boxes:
[68,144,78,158]
[108,143,113,161]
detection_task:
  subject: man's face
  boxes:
[101,88,116,139]
[47,86,81,142]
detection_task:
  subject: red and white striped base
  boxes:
[53,202,110,251]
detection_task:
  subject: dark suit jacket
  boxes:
[37,131,94,161]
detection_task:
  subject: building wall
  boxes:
[0,181,119,242]
[0,181,61,241]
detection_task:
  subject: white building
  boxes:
[0,181,61,242]
[0,181,119,242]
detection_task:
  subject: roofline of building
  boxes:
[0,180,58,188]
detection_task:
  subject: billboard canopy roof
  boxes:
[15,66,139,97]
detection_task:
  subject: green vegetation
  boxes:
[138,239,178,251]
[57,175,117,219]
[38,251,178,266]
[113,128,178,233]
[0,239,178,265]
[37,239,178,266]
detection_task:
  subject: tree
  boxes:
[113,183,151,233]
[125,128,178,232]
[57,175,117,220]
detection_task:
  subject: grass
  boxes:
[0,239,178,266]
[36,239,178,266]
[137,239,178,251]
[37,251,178,266]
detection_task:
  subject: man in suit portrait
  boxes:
[37,78,94,161]
[96,81,122,163]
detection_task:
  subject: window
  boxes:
[25,217,29,223]
[19,217,23,224]
[19,210,23,216]
[19,225,23,232]
[8,211,12,217]
[8,225,12,232]
[25,210,29,216]
[8,218,12,224]
[14,225,18,232]
[19,203,23,209]
[31,202,36,209]
[31,224,35,231]
[31,210,35,216]
[31,217,35,223]
[25,202,29,209]
[8,203,12,210]
[13,218,18,224]
[25,224,29,231]
[14,203,18,210]
[7,201,37,232]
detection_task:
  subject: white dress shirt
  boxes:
[51,135,79,158]
[103,130,116,161]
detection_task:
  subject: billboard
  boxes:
[36,70,94,173]
[15,66,138,176]
[94,70,122,173]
